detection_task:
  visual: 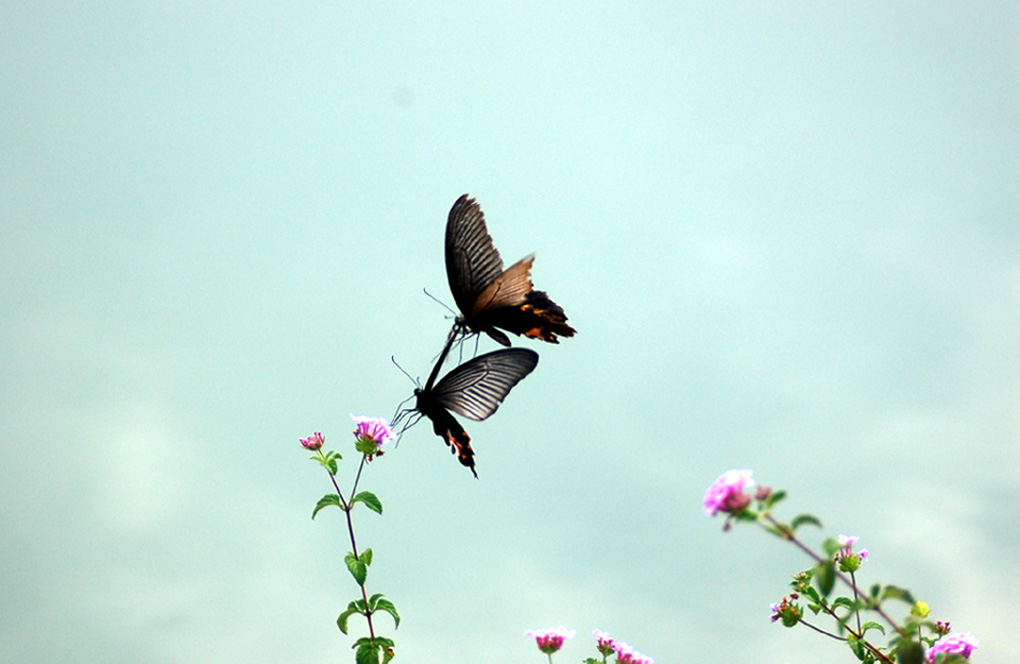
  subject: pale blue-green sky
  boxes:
[2,3,1018,663]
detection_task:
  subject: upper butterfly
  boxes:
[446,194,576,346]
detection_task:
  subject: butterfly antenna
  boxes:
[390,355,419,387]
[423,287,458,318]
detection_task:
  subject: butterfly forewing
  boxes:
[446,194,505,316]
[432,348,539,421]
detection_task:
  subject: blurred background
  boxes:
[2,3,1017,663]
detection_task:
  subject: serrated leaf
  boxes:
[790,513,822,530]
[353,491,383,514]
[355,643,378,664]
[345,552,367,586]
[326,457,338,475]
[312,494,342,519]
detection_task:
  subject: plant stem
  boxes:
[328,456,376,640]
[760,514,904,637]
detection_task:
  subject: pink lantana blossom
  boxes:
[614,640,653,664]
[300,431,324,451]
[926,632,979,662]
[593,629,615,657]
[835,534,869,571]
[351,415,394,447]
[524,626,575,654]
[703,469,754,516]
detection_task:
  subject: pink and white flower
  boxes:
[703,469,754,516]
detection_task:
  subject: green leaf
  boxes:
[374,597,401,629]
[355,642,378,664]
[345,552,367,586]
[362,548,373,567]
[312,494,341,519]
[892,640,925,664]
[821,537,841,557]
[832,596,854,610]
[336,600,361,635]
[861,621,885,636]
[790,513,822,530]
[847,634,867,660]
[815,561,836,597]
[352,491,383,514]
[881,585,915,605]
[762,489,787,509]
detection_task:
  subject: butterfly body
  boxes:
[446,194,575,346]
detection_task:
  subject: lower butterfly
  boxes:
[395,341,539,477]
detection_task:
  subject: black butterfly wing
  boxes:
[431,348,539,421]
[415,348,539,476]
[445,194,505,319]
[414,389,476,476]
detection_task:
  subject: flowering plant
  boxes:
[522,627,653,664]
[705,470,979,664]
[301,415,398,664]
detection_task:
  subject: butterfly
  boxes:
[446,194,576,347]
[410,343,539,477]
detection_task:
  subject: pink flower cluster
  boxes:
[591,629,653,664]
[834,534,869,571]
[836,534,868,560]
[351,415,394,446]
[926,632,979,662]
[300,431,324,451]
[613,640,654,664]
[593,629,615,656]
[524,626,575,654]
[770,594,803,627]
[702,469,754,516]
